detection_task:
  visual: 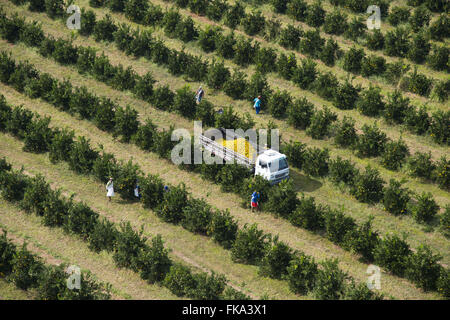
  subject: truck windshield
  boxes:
[268,158,288,172]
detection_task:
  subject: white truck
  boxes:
[199,129,289,184]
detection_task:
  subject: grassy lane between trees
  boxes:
[0,223,114,299]
[0,208,183,300]
[0,278,35,300]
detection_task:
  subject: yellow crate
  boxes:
[217,137,256,160]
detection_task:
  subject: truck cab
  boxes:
[255,150,289,184]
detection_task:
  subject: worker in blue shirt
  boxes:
[253,96,261,114]
[251,190,260,212]
[195,86,204,104]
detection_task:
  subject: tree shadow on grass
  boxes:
[290,169,322,193]
[115,198,140,205]
[419,215,442,233]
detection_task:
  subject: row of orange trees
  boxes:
[0,226,111,299]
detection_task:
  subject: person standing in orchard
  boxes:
[251,190,260,212]
[134,179,141,200]
[195,86,205,104]
[106,177,114,202]
[253,96,261,114]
